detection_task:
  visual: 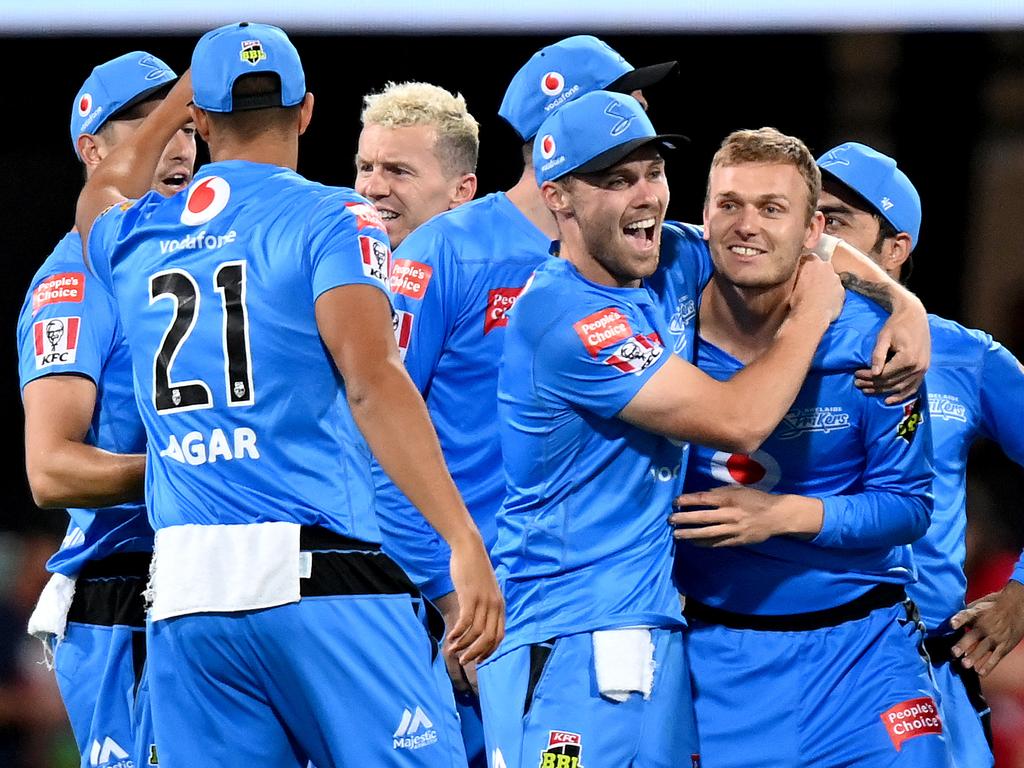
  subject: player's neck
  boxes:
[208,135,300,171]
[505,165,559,240]
[699,274,795,363]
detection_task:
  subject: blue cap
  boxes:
[70,51,176,157]
[817,142,921,249]
[533,90,685,185]
[192,22,306,112]
[500,35,677,141]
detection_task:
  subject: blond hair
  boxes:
[361,81,479,176]
[708,127,821,222]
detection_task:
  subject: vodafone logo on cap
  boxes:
[709,449,781,492]
[181,176,230,226]
[540,71,565,96]
[540,134,557,160]
[77,94,92,117]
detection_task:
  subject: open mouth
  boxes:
[728,244,766,258]
[375,207,399,223]
[623,217,657,246]
[161,173,191,193]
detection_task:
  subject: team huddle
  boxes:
[16,20,1024,768]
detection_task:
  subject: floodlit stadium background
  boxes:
[1,4,1023,766]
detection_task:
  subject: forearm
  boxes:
[26,442,144,509]
[813,492,930,548]
[833,240,921,314]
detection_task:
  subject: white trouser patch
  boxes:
[26,572,77,668]
[592,627,655,702]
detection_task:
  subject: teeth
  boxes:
[730,246,762,256]
[624,218,656,232]
[377,210,399,220]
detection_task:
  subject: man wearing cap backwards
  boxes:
[817,141,1024,768]
[355,80,479,250]
[16,51,195,768]
[669,127,952,767]
[475,92,846,768]
[74,22,503,768]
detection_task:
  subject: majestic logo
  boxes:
[709,449,781,492]
[540,71,565,96]
[881,697,942,751]
[540,134,557,160]
[896,397,924,444]
[392,706,438,750]
[345,201,386,231]
[89,736,132,768]
[606,332,663,375]
[393,310,414,361]
[390,259,433,299]
[492,748,508,768]
[485,287,524,334]
[77,93,93,117]
[239,39,267,66]
[604,99,635,137]
[359,235,392,284]
[539,730,583,768]
[573,307,633,357]
[33,316,80,369]
[180,176,230,226]
[881,197,895,211]
[138,54,173,81]
[32,272,85,315]
[817,145,851,169]
[777,406,852,440]
[928,393,967,423]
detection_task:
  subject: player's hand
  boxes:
[670,486,786,547]
[435,591,480,695]
[789,254,845,323]
[855,293,929,404]
[445,533,504,666]
[950,580,1024,677]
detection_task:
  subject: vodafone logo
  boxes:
[541,71,565,96]
[78,93,92,117]
[540,134,557,160]
[181,176,230,226]
[709,449,781,491]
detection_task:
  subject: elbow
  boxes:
[905,497,932,543]
[27,471,67,509]
[713,423,768,456]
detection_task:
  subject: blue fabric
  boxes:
[929,658,993,768]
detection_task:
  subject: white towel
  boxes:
[592,627,655,702]
[26,572,77,668]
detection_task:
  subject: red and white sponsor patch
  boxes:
[605,332,664,375]
[709,449,782,492]
[547,731,580,748]
[181,176,230,226]
[346,201,386,231]
[484,287,524,335]
[573,307,632,357]
[32,272,85,315]
[390,258,433,300]
[881,697,943,751]
[33,316,81,369]
[392,310,414,361]
[359,235,392,285]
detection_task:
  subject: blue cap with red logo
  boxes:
[191,21,306,113]
[817,142,921,250]
[70,51,177,157]
[500,35,677,141]
[533,90,685,185]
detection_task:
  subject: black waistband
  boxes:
[923,628,964,664]
[299,525,381,553]
[684,583,907,632]
[78,551,152,580]
[298,526,414,599]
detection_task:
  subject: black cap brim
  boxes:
[106,79,177,123]
[608,61,679,94]
[574,134,689,175]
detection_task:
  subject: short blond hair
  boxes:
[361,81,479,176]
[708,127,821,223]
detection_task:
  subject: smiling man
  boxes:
[355,81,478,249]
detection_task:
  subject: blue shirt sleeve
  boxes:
[307,193,394,303]
[814,391,934,548]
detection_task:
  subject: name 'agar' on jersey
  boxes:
[158,427,260,466]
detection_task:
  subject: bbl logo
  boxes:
[240,39,267,66]
[539,731,583,768]
[896,398,923,444]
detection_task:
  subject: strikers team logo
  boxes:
[32,272,85,315]
[709,449,781,492]
[393,310,414,361]
[240,39,268,66]
[181,176,230,226]
[880,697,942,751]
[485,287,524,334]
[573,307,632,357]
[359,235,392,285]
[540,134,557,160]
[345,201,386,231]
[896,397,924,444]
[77,93,92,117]
[539,730,583,768]
[606,332,663,375]
[928,393,967,423]
[390,259,432,299]
[33,316,81,369]
[540,71,565,96]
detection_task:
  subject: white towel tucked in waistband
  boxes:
[592,627,655,702]
[27,572,77,668]
[149,522,302,622]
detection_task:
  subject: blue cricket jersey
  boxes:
[17,230,151,577]
[371,193,550,598]
[492,257,688,655]
[676,292,935,614]
[910,315,1024,629]
[88,161,393,539]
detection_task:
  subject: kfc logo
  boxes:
[33,316,81,369]
[360,235,392,285]
[484,287,524,334]
[393,310,414,361]
[539,731,582,768]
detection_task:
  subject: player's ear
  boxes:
[77,134,103,170]
[190,105,211,142]
[449,173,477,209]
[886,232,913,272]
[298,92,314,136]
[541,180,571,216]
